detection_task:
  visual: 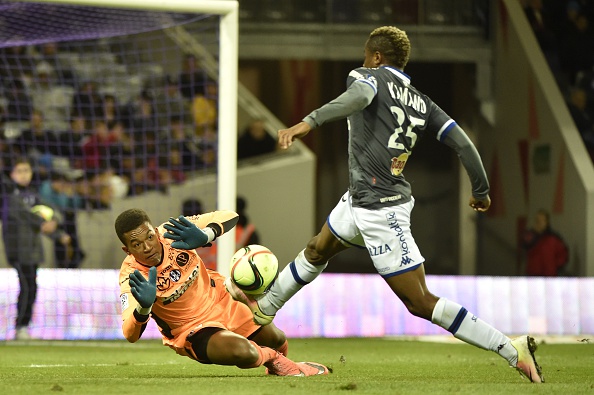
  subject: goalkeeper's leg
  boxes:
[187,328,326,376]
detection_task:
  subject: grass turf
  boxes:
[0,337,592,394]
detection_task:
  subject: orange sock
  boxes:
[240,341,277,369]
[277,340,288,357]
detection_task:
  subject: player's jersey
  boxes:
[346,66,456,209]
[119,211,239,342]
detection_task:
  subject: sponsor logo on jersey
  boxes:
[176,252,190,267]
[160,264,172,275]
[163,267,199,305]
[385,214,414,266]
[120,293,129,311]
[368,244,392,256]
[169,269,181,282]
[390,153,409,176]
[380,194,402,203]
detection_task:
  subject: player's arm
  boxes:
[163,210,239,250]
[279,73,377,149]
[439,124,491,212]
[121,267,157,342]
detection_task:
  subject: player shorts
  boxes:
[164,271,260,360]
[327,191,425,278]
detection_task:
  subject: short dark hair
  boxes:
[366,26,411,70]
[114,208,152,245]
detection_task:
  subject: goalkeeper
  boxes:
[115,208,328,377]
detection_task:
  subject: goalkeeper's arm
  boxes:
[121,267,156,343]
[163,210,239,250]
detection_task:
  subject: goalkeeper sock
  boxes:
[431,298,518,366]
[277,340,288,357]
[259,249,327,314]
[239,342,277,369]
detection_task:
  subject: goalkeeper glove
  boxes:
[129,266,157,311]
[163,215,214,249]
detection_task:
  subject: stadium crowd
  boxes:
[0,43,222,210]
[524,0,594,161]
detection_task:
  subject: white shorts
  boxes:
[327,191,425,278]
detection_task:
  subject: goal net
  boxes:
[0,0,238,340]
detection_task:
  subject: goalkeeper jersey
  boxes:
[119,210,238,342]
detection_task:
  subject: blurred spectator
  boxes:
[154,75,190,129]
[521,209,569,276]
[39,171,86,268]
[559,9,594,86]
[191,81,217,137]
[237,119,277,160]
[163,116,203,171]
[71,80,103,122]
[566,87,594,159]
[29,62,72,131]
[38,42,77,87]
[178,54,207,100]
[56,113,89,169]
[82,119,119,171]
[13,109,60,186]
[0,46,36,87]
[102,94,122,124]
[524,0,560,73]
[4,78,32,122]
[182,198,204,217]
[124,90,156,134]
[235,196,260,246]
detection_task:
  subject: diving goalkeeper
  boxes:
[115,208,328,376]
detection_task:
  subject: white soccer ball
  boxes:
[230,244,279,295]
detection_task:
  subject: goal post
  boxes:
[19,0,239,275]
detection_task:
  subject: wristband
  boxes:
[135,304,152,316]
[204,226,217,243]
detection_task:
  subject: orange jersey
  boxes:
[118,211,259,355]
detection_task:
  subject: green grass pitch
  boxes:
[0,337,592,394]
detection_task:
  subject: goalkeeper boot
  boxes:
[511,335,544,383]
[265,352,329,377]
[224,277,275,325]
[264,352,303,376]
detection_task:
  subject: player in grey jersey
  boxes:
[224,26,543,383]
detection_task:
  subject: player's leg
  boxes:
[249,323,289,356]
[252,191,357,321]
[384,266,543,382]
[361,199,543,383]
[187,328,327,376]
[12,263,37,340]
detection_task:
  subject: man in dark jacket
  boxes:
[2,157,70,340]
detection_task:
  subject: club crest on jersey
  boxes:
[391,153,409,176]
[157,276,171,291]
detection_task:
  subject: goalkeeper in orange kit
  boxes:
[115,208,328,376]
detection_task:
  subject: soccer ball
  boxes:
[230,244,279,295]
[31,205,54,221]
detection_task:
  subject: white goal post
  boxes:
[21,0,239,275]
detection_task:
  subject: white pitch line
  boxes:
[23,361,182,368]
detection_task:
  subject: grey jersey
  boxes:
[304,65,489,209]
